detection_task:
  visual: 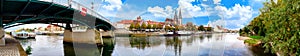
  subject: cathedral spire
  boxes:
[173,8,178,25]
[178,8,182,25]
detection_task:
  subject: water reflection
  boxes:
[165,37,182,56]
[17,33,271,56]
[63,38,115,56]
[129,37,150,49]
[18,35,64,56]
[113,33,271,56]
[18,35,115,56]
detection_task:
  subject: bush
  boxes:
[245,39,259,45]
[250,36,263,39]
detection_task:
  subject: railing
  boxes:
[38,0,110,22]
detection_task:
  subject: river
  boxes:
[17,33,272,56]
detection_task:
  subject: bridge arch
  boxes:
[3,23,70,29]
[3,16,112,30]
[1,0,115,31]
[4,16,87,27]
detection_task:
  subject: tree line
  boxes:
[129,22,212,32]
[240,0,300,55]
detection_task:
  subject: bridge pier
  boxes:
[63,23,103,44]
[63,29,99,44]
[101,30,115,38]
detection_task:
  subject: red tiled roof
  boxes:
[165,18,173,21]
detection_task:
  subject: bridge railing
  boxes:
[38,0,110,23]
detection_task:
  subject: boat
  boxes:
[164,31,192,36]
[177,31,193,36]
[163,31,179,36]
[11,31,36,39]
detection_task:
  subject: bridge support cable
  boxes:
[38,3,54,16]
[14,1,31,21]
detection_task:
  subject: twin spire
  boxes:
[173,8,182,25]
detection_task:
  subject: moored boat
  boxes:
[163,31,192,36]
[11,31,36,39]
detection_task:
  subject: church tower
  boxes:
[173,9,178,25]
[173,8,183,25]
[178,8,182,25]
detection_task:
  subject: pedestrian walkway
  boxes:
[0,34,27,56]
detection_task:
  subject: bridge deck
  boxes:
[1,0,115,30]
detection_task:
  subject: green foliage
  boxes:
[26,46,32,55]
[245,39,259,45]
[243,0,300,55]
[250,36,263,39]
[239,29,242,34]
[157,24,163,29]
[198,25,205,31]
[141,22,147,29]
[164,25,170,31]
[152,24,157,29]
[206,27,212,31]
[16,28,34,32]
[129,23,135,30]
[147,24,152,29]
[135,23,140,30]
[243,27,250,34]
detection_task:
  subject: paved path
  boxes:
[0,34,27,56]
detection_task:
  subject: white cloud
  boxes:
[102,0,123,11]
[114,4,147,19]
[147,6,174,17]
[177,0,209,18]
[93,0,124,18]
[209,4,253,29]
[213,0,221,4]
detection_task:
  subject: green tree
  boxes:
[158,24,163,29]
[206,27,212,31]
[152,24,157,30]
[241,27,250,35]
[243,0,300,55]
[147,24,152,29]
[135,23,140,31]
[198,25,205,31]
[239,29,242,34]
[141,22,147,29]
[129,23,135,30]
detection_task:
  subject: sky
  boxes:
[95,0,266,30]
[6,0,266,31]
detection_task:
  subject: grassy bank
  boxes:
[244,36,262,47]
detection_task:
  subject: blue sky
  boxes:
[6,0,266,31]
[94,0,266,30]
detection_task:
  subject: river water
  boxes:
[17,33,272,56]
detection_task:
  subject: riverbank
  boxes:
[238,36,262,47]
[0,34,27,56]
